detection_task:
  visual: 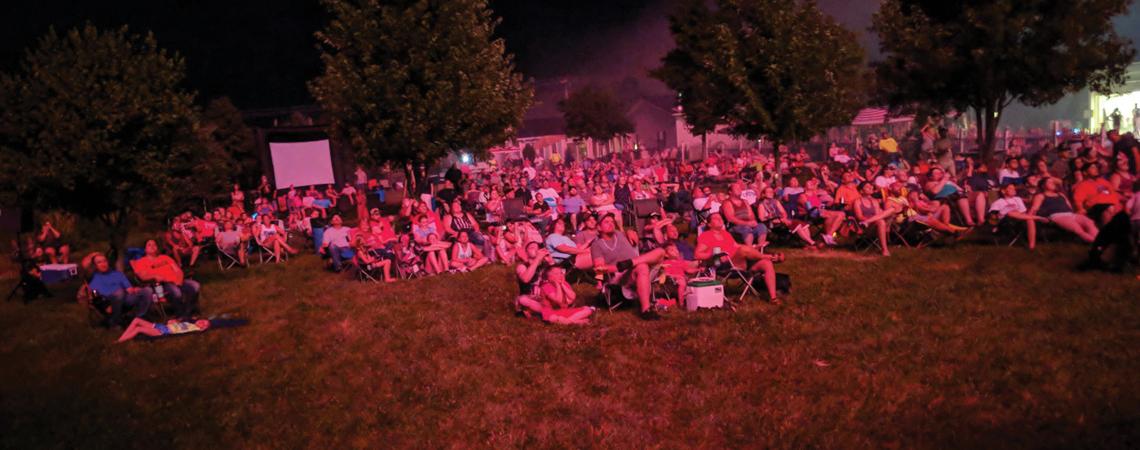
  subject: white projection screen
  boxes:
[269,140,335,189]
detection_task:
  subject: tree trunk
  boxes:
[773,140,782,188]
[978,100,1005,168]
[102,211,130,271]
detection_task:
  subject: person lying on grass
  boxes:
[695,213,785,305]
[118,317,210,342]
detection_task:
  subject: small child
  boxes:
[660,243,701,303]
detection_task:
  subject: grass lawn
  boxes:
[1,243,1138,448]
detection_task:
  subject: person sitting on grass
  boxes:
[36,220,70,264]
[255,214,297,261]
[82,252,152,327]
[1029,177,1099,243]
[215,220,248,266]
[421,233,452,274]
[515,241,552,315]
[989,183,1049,250]
[534,265,594,325]
[449,231,489,272]
[492,225,519,264]
[132,240,200,319]
[591,213,667,320]
[695,213,784,305]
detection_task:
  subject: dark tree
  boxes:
[873,0,1136,162]
[201,97,259,190]
[558,85,634,142]
[0,25,211,260]
[653,0,866,174]
[309,0,533,188]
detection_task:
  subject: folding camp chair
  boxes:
[984,214,1026,247]
[715,257,760,303]
[842,217,879,253]
[215,243,243,270]
[891,219,937,248]
[257,241,287,264]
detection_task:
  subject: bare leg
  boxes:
[957,198,975,226]
[379,260,394,282]
[754,259,777,301]
[516,295,544,315]
[437,250,449,270]
[1051,214,1098,242]
[1005,212,1039,249]
[875,220,890,256]
[634,263,652,313]
[973,194,987,225]
[117,318,162,342]
[189,246,201,266]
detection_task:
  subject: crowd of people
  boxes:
[36,125,1140,328]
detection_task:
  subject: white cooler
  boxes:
[39,263,78,284]
[684,277,724,311]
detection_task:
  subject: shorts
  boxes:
[731,224,768,238]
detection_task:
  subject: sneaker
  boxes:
[640,309,662,321]
[822,234,837,246]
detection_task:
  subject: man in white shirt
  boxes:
[320,214,353,271]
[989,183,1048,250]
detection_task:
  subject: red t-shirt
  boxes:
[132,255,183,285]
[697,229,738,258]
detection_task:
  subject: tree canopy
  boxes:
[309,0,533,171]
[653,0,866,144]
[0,24,216,255]
[872,0,1136,161]
[201,97,259,191]
[558,85,634,142]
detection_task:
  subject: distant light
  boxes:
[1072,128,1079,133]
[460,152,472,164]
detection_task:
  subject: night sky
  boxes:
[1,0,1137,110]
